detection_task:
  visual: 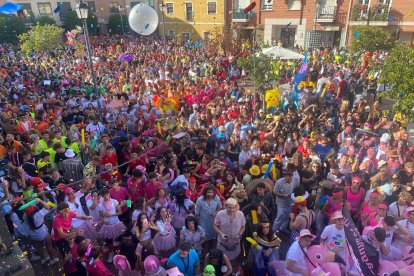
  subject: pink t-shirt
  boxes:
[86,259,113,276]
[109,187,129,213]
[52,211,77,240]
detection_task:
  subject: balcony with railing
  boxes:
[350,4,390,25]
[232,9,250,22]
[316,6,337,23]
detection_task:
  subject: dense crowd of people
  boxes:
[0,35,413,276]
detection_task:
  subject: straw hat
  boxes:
[319,180,333,189]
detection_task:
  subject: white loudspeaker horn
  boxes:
[128,3,159,36]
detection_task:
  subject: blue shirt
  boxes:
[167,249,200,276]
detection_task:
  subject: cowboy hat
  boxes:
[378,160,387,168]
[296,229,316,240]
[386,150,399,158]
[319,180,333,189]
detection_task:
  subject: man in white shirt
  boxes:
[389,191,412,221]
[85,117,105,135]
[286,229,315,276]
[320,211,345,258]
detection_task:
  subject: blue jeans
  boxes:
[273,203,291,232]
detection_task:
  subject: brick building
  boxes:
[229,0,414,48]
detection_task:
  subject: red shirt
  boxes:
[109,187,129,213]
[102,153,117,167]
[52,211,77,240]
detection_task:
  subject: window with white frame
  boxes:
[185,3,193,20]
[182,32,190,42]
[288,0,301,11]
[207,2,217,14]
[38,2,52,15]
[165,3,174,14]
[358,0,369,4]
[109,2,119,14]
[261,0,273,10]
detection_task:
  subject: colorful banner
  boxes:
[342,204,379,275]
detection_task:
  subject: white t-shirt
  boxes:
[389,201,406,220]
[97,199,121,225]
[87,198,102,224]
[321,224,345,257]
[286,241,307,276]
[131,207,153,222]
[384,226,397,247]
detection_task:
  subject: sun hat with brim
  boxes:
[113,255,131,271]
[331,211,344,220]
[319,180,333,189]
[386,150,399,158]
[249,165,261,176]
[64,149,76,158]
[296,229,316,241]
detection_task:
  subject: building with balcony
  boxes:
[228,0,414,48]
[156,0,227,41]
[348,0,414,45]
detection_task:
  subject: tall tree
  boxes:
[0,14,26,44]
[350,26,395,53]
[35,15,56,26]
[19,24,64,52]
[63,10,98,34]
[108,14,128,35]
[380,42,414,115]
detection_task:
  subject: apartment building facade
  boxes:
[228,0,414,48]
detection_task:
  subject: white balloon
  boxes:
[128,3,159,36]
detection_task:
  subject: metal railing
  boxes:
[232,9,249,20]
[317,6,337,19]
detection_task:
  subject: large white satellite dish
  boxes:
[128,3,159,36]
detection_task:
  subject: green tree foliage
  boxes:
[238,53,278,86]
[35,15,56,26]
[380,42,414,115]
[350,26,395,53]
[63,11,99,34]
[19,24,64,52]
[108,14,128,35]
[0,15,26,44]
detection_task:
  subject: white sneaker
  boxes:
[107,251,114,263]
[29,255,41,262]
[48,258,59,265]
[41,256,50,265]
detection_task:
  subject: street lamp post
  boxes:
[118,6,125,36]
[159,2,167,55]
[75,1,102,119]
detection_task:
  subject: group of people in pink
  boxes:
[0,33,413,276]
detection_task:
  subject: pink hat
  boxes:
[296,229,316,241]
[113,255,131,271]
[64,187,75,195]
[166,266,184,276]
[136,165,146,172]
[144,255,161,274]
[404,206,414,219]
